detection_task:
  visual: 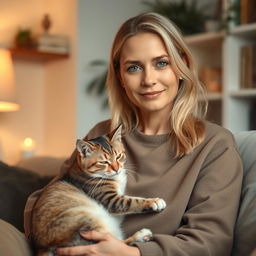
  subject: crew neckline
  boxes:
[128,127,171,145]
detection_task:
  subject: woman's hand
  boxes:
[56,230,141,256]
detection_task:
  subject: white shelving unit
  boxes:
[185,23,256,132]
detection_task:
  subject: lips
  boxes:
[140,90,165,99]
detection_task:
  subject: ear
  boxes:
[109,124,122,143]
[76,139,94,157]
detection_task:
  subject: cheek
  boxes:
[162,69,178,86]
[123,86,140,107]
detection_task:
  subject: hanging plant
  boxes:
[86,60,108,109]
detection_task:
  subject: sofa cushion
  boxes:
[0,161,53,232]
[0,219,32,256]
[16,156,66,176]
[232,131,256,256]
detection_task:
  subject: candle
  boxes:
[21,137,36,159]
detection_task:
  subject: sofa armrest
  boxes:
[232,131,256,256]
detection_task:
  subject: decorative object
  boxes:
[15,29,35,48]
[20,137,36,159]
[42,14,52,34]
[37,34,69,54]
[199,66,222,92]
[36,14,69,54]
[142,0,211,35]
[204,19,220,32]
[222,0,240,29]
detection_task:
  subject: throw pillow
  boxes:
[0,161,53,232]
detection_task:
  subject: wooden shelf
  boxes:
[185,31,224,47]
[9,48,69,62]
[230,23,256,39]
[229,89,256,98]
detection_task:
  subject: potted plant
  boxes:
[142,0,211,35]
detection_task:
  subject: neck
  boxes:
[138,111,171,135]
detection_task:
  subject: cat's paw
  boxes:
[144,198,166,212]
[133,228,153,242]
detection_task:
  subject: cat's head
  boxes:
[76,125,126,179]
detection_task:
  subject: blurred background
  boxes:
[0,0,255,165]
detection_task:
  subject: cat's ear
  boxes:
[109,124,122,142]
[76,139,93,157]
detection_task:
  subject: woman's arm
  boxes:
[135,145,243,256]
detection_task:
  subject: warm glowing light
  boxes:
[21,137,36,159]
[0,101,19,111]
[22,137,35,149]
[0,49,19,112]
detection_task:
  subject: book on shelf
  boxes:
[240,0,256,24]
[199,66,222,93]
[240,44,256,89]
[36,33,69,54]
[37,45,69,54]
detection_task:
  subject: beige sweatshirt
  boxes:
[24,120,243,256]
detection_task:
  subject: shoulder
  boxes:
[203,121,236,148]
[84,119,112,140]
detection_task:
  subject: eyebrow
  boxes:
[123,54,169,65]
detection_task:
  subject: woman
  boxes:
[25,12,242,256]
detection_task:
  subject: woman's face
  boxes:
[119,32,179,117]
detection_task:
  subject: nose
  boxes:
[142,67,157,87]
[110,162,119,172]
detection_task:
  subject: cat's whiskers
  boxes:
[125,166,137,178]
[125,163,137,171]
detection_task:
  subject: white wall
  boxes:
[77,0,150,138]
[43,0,77,157]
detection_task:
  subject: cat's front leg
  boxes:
[110,196,166,214]
[142,197,166,212]
[124,228,153,245]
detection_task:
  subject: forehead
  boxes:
[120,32,168,61]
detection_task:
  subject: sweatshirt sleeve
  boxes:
[135,145,243,256]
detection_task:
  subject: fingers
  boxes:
[56,231,110,255]
[80,230,109,241]
[56,245,91,255]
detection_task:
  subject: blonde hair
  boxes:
[106,12,207,157]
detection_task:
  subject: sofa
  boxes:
[0,156,66,232]
[0,131,255,256]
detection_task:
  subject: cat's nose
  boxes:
[111,162,119,172]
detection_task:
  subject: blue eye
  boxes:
[157,60,169,68]
[127,65,141,73]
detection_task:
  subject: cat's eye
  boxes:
[116,154,122,160]
[100,160,109,164]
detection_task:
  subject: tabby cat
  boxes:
[31,125,166,255]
